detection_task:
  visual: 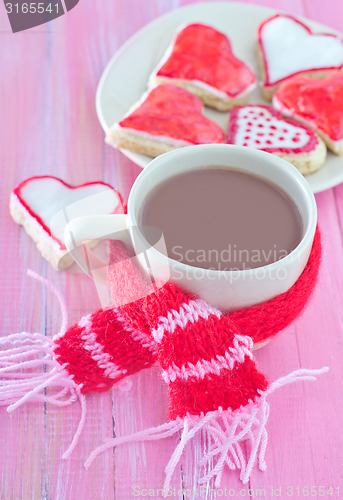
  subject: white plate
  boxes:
[96,1,343,194]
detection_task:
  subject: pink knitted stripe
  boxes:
[114,311,157,355]
[161,334,253,383]
[78,315,127,380]
[151,299,222,343]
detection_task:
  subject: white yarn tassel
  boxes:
[0,270,86,459]
[84,366,328,496]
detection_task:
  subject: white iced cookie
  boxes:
[257,14,343,100]
[10,176,124,270]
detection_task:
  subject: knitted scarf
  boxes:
[0,227,327,493]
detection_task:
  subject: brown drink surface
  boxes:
[139,168,302,270]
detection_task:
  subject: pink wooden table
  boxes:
[1,1,343,498]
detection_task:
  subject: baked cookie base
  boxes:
[277,136,327,174]
[105,126,182,158]
[316,132,343,156]
[149,76,251,112]
[9,194,72,270]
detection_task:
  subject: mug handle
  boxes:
[64,214,129,275]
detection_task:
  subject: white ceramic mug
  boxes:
[64,144,317,312]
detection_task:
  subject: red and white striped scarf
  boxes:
[0,228,327,493]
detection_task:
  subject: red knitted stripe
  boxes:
[54,324,115,393]
[158,313,238,369]
[93,308,155,374]
[168,357,268,419]
[230,227,321,344]
[118,296,152,336]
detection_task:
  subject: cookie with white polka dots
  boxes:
[227,105,326,175]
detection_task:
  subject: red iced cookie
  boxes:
[273,72,343,155]
[106,84,225,157]
[149,23,257,111]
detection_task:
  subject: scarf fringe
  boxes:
[84,366,328,496]
[0,330,87,459]
[0,271,134,459]
[0,270,86,459]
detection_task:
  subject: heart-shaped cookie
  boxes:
[106,84,225,157]
[10,176,124,270]
[257,14,343,99]
[227,105,326,174]
[273,72,343,155]
[149,23,257,111]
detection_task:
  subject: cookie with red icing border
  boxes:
[273,72,343,155]
[148,23,257,111]
[105,84,225,157]
[257,14,343,100]
[227,105,326,174]
[10,176,124,270]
